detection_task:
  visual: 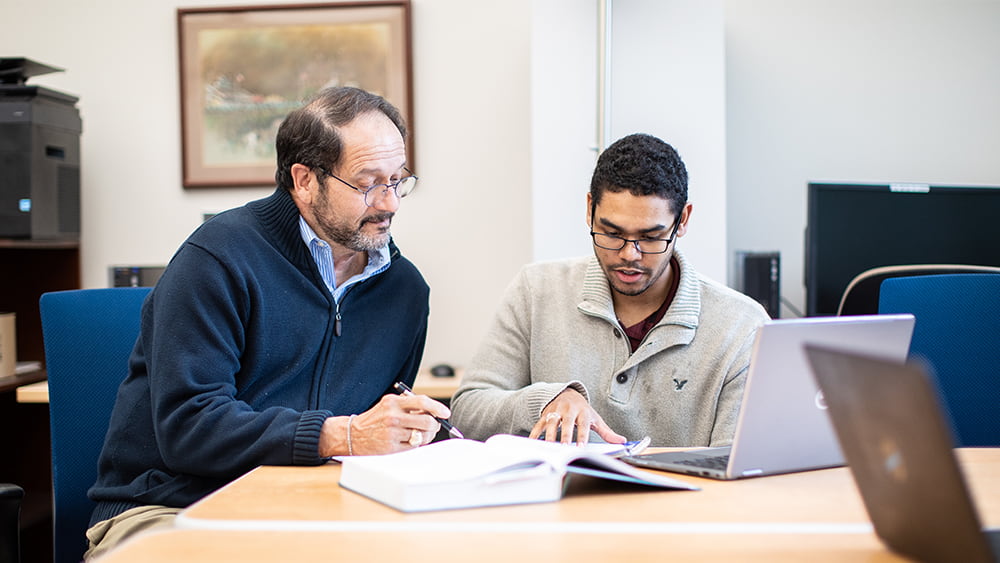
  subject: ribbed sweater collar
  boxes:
[247,188,311,268]
[579,250,701,329]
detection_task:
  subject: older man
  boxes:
[84,87,446,558]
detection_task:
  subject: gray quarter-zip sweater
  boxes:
[451,251,769,447]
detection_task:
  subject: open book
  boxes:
[338,434,698,512]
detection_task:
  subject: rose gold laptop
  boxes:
[805,344,999,563]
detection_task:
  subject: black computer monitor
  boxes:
[805,182,1000,317]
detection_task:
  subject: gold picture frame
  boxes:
[177,1,413,188]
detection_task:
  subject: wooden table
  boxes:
[411,368,463,401]
[96,528,898,562]
[175,448,999,530]
[97,448,1000,561]
[14,379,48,403]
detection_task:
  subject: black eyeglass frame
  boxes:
[589,212,683,255]
[317,166,418,207]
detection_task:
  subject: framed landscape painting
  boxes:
[177,2,412,188]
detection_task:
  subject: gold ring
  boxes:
[408,428,422,447]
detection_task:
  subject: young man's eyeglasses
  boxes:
[590,216,682,255]
[318,167,418,207]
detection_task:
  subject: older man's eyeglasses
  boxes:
[318,167,418,207]
[590,216,682,255]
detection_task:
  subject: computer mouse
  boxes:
[430,364,455,378]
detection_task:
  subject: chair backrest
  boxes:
[837,264,1000,316]
[878,273,1000,447]
[39,288,151,563]
[0,483,23,563]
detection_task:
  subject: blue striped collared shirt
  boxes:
[298,216,391,302]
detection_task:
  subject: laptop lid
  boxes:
[726,314,915,478]
[624,314,915,480]
[804,345,995,563]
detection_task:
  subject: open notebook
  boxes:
[622,314,914,480]
[338,434,696,512]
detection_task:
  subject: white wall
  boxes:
[394,0,533,368]
[2,0,277,274]
[530,0,728,284]
[725,0,1000,317]
[2,0,728,370]
[11,0,992,367]
[610,0,727,280]
[530,0,599,262]
[0,0,535,370]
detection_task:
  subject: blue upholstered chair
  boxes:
[837,264,1000,316]
[39,288,151,563]
[878,273,1000,447]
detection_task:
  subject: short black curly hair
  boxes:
[589,133,688,216]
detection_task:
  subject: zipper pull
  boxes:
[334,312,342,337]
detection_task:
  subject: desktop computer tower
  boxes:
[0,61,82,240]
[734,251,781,318]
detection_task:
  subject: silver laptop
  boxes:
[622,314,915,480]
[805,345,999,563]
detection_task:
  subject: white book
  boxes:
[338,434,698,512]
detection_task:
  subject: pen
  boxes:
[393,381,465,439]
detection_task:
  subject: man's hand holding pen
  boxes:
[319,388,454,457]
[394,381,465,441]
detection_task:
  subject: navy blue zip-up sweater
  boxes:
[89,188,429,524]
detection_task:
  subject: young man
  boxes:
[451,133,769,447]
[84,87,448,558]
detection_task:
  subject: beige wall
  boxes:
[0,0,535,369]
[1,0,729,369]
[726,0,1000,316]
[6,0,998,366]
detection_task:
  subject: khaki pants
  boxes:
[84,505,181,560]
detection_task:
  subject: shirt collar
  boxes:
[298,215,391,294]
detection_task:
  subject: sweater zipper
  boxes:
[332,283,357,337]
[331,245,398,338]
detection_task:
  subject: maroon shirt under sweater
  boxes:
[621,256,681,353]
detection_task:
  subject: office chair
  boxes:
[837,264,1000,316]
[0,483,23,563]
[39,287,151,563]
[878,273,1000,447]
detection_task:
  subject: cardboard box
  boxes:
[0,313,15,378]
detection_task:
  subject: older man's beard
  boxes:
[312,187,393,252]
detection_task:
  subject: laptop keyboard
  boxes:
[675,454,730,470]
